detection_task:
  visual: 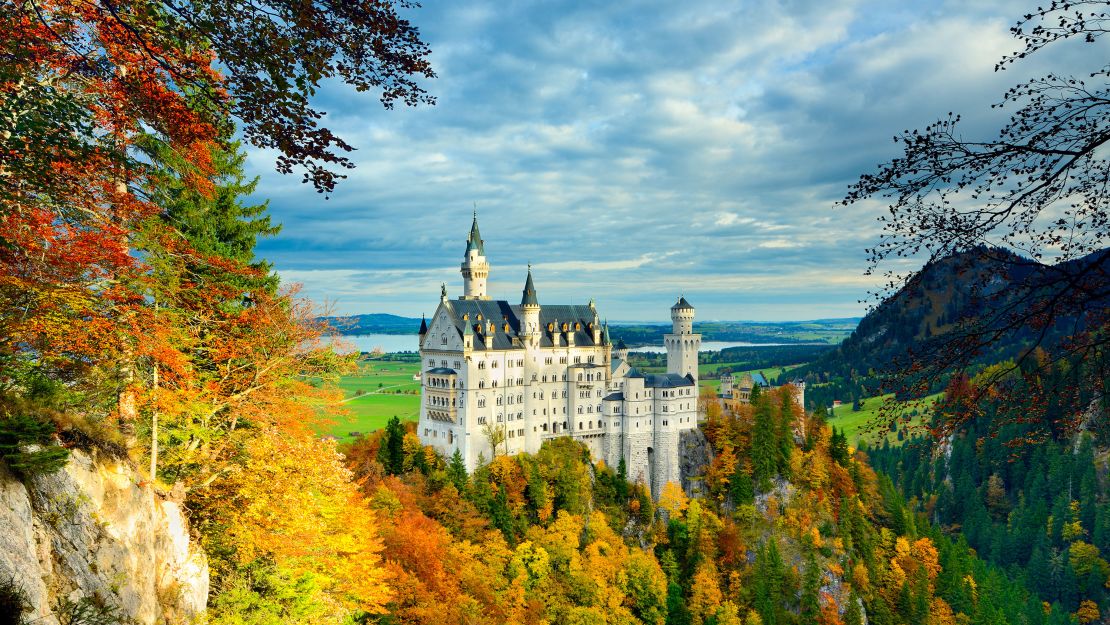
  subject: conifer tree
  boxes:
[447,449,468,493]
[752,399,777,491]
[800,551,821,622]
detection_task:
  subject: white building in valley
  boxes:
[417,214,701,496]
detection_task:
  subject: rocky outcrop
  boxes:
[679,428,713,498]
[0,450,207,624]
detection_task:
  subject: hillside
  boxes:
[790,247,1110,408]
[335,387,1070,625]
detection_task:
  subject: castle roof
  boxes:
[615,338,628,350]
[426,367,457,374]
[465,213,485,255]
[419,314,428,335]
[643,372,696,388]
[445,299,602,351]
[671,296,694,311]
[604,391,625,401]
[610,358,625,374]
[521,268,539,306]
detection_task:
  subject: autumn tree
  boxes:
[842,0,1110,428]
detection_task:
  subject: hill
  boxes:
[790,246,1110,407]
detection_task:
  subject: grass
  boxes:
[317,358,422,441]
[828,392,941,448]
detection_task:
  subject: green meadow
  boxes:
[318,358,422,441]
[828,392,941,448]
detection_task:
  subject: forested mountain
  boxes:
[868,347,1110,623]
[788,247,1110,408]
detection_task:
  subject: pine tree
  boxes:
[800,551,821,622]
[447,449,468,493]
[752,399,777,491]
[378,416,405,475]
[844,591,864,625]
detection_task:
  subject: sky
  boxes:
[243,0,1084,322]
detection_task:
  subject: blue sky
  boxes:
[244,0,1077,322]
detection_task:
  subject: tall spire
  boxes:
[521,263,539,307]
[465,210,484,255]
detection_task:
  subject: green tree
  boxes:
[378,416,405,475]
[447,449,468,493]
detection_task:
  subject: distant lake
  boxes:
[631,341,807,354]
[328,334,419,354]
[326,334,805,355]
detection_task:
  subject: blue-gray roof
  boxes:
[643,373,695,388]
[445,300,602,351]
[465,214,484,255]
[604,392,625,401]
[752,372,769,387]
[671,296,694,311]
[610,358,625,374]
[521,269,539,306]
[426,367,456,374]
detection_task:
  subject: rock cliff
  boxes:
[0,450,207,624]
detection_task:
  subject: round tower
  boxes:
[521,266,540,348]
[665,296,701,382]
[460,212,490,300]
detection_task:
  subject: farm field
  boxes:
[318,358,422,441]
[828,392,941,447]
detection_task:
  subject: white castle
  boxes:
[417,214,701,496]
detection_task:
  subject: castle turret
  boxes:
[521,266,540,348]
[418,313,428,348]
[665,296,700,383]
[460,212,490,300]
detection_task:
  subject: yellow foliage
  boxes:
[1077,599,1100,624]
[929,597,958,625]
[202,427,391,615]
[688,561,723,625]
[658,481,689,519]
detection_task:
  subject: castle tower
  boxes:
[665,296,700,383]
[521,266,540,348]
[460,212,490,300]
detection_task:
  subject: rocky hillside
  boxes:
[0,450,207,625]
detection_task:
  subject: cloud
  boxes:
[243,0,1071,321]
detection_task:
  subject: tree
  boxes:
[842,1,1110,431]
[3,0,434,196]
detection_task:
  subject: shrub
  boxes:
[0,573,30,625]
[0,414,69,478]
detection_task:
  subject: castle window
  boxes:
[478,398,486,408]
[588,421,592,429]
[491,380,498,387]
[478,361,486,369]
[579,422,583,429]
[663,420,668,426]
[587,356,594,363]
[492,361,498,368]
[577,407,583,414]
[497,414,503,422]
[545,357,553,365]
[574,356,581,363]
[559,357,567,364]
[478,381,485,389]
[428,359,435,366]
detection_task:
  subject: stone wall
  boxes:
[0,450,208,624]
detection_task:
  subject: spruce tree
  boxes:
[447,449,468,492]
[751,399,777,491]
[800,551,821,622]
[378,416,405,475]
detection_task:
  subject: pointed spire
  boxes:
[465,210,485,255]
[419,313,428,335]
[603,320,611,344]
[521,264,539,307]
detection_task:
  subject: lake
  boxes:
[330,334,801,354]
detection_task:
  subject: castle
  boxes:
[417,214,700,497]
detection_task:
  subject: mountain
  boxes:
[322,313,423,335]
[791,246,1110,406]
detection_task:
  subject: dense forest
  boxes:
[869,350,1110,622]
[324,387,1075,625]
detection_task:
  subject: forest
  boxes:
[2,0,1110,623]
